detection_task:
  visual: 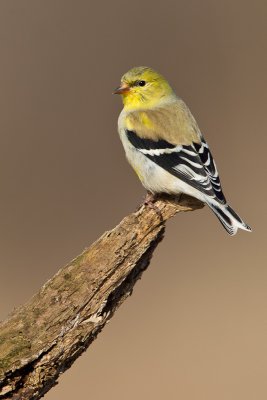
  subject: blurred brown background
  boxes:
[0,1,266,399]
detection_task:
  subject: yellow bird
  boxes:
[114,66,251,235]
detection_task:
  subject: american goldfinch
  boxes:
[114,66,251,235]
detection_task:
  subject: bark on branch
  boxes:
[0,195,203,400]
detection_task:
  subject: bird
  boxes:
[114,66,251,235]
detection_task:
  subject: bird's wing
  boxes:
[126,129,226,204]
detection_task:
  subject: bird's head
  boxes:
[114,66,175,110]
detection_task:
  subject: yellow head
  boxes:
[114,66,175,110]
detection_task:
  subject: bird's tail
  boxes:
[206,199,252,236]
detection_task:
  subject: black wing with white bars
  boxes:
[126,129,226,204]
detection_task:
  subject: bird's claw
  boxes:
[142,192,163,221]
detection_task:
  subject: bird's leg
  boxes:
[142,191,163,221]
[143,191,157,205]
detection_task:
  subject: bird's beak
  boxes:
[113,82,130,95]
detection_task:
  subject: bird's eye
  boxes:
[137,80,146,87]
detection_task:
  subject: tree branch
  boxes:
[0,195,203,400]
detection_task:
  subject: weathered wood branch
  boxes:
[0,195,203,400]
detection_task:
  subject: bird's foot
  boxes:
[142,192,163,221]
[143,191,157,205]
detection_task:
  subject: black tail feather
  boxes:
[207,201,252,235]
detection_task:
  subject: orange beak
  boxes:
[113,82,130,95]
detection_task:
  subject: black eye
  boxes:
[137,80,146,87]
